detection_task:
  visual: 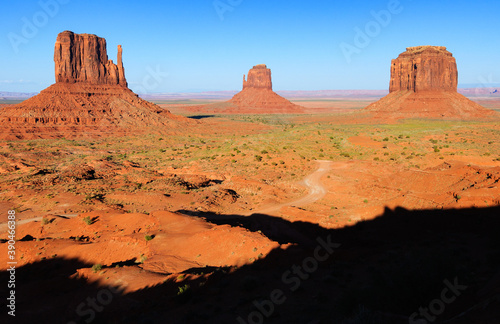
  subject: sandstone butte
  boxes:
[228,64,304,113]
[0,31,183,140]
[364,46,497,119]
[184,64,304,114]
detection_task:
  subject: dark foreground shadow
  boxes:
[2,205,500,324]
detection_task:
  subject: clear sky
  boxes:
[1,0,499,93]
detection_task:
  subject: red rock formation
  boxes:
[117,45,126,87]
[223,64,303,113]
[365,46,497,119]
[243,64,272,90]
[54,30,127,86]
[182,64,303,114]
[389,46,457,93]
[0,31,184,139]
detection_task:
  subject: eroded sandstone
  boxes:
[389,46,457,93]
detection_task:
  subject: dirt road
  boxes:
[1,160,336,230]
[0,214,78,232]
[244,160,334,216]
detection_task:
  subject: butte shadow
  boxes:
[2,205,500,323]
[4,205,500,323]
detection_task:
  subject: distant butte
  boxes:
[226,64,304,113]
[389,46,457,92]
[242,64,273,90]
[364,46,497,119]
[0,31,184,140]
[178,64,304,114]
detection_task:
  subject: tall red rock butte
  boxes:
[364,46,496,119]
[242,64,273,90]
[0,31,182,139]
[185,64,304,114]
[228,64,304,113]
[54,31,128,86]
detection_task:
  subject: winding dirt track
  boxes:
[1,161,336,230]
[0,214,78,232]
[244,160,334,216]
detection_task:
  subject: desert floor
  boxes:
[1,99,500,323]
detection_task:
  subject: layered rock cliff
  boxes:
[389,46,457,93]
[54,30,127,87]
[243,64,273,90]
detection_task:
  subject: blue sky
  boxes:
[1,0,499,93]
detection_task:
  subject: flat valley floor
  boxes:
[1,98,500,323]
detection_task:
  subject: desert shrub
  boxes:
[254,155,263,162]
[83,216,92,225]
[145,235,154,241]
[92,264,102,273]
[177,284,191,295]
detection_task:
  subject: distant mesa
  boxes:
[364,46,497,119]
[0,30,183,140]
[389,46,457,93]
